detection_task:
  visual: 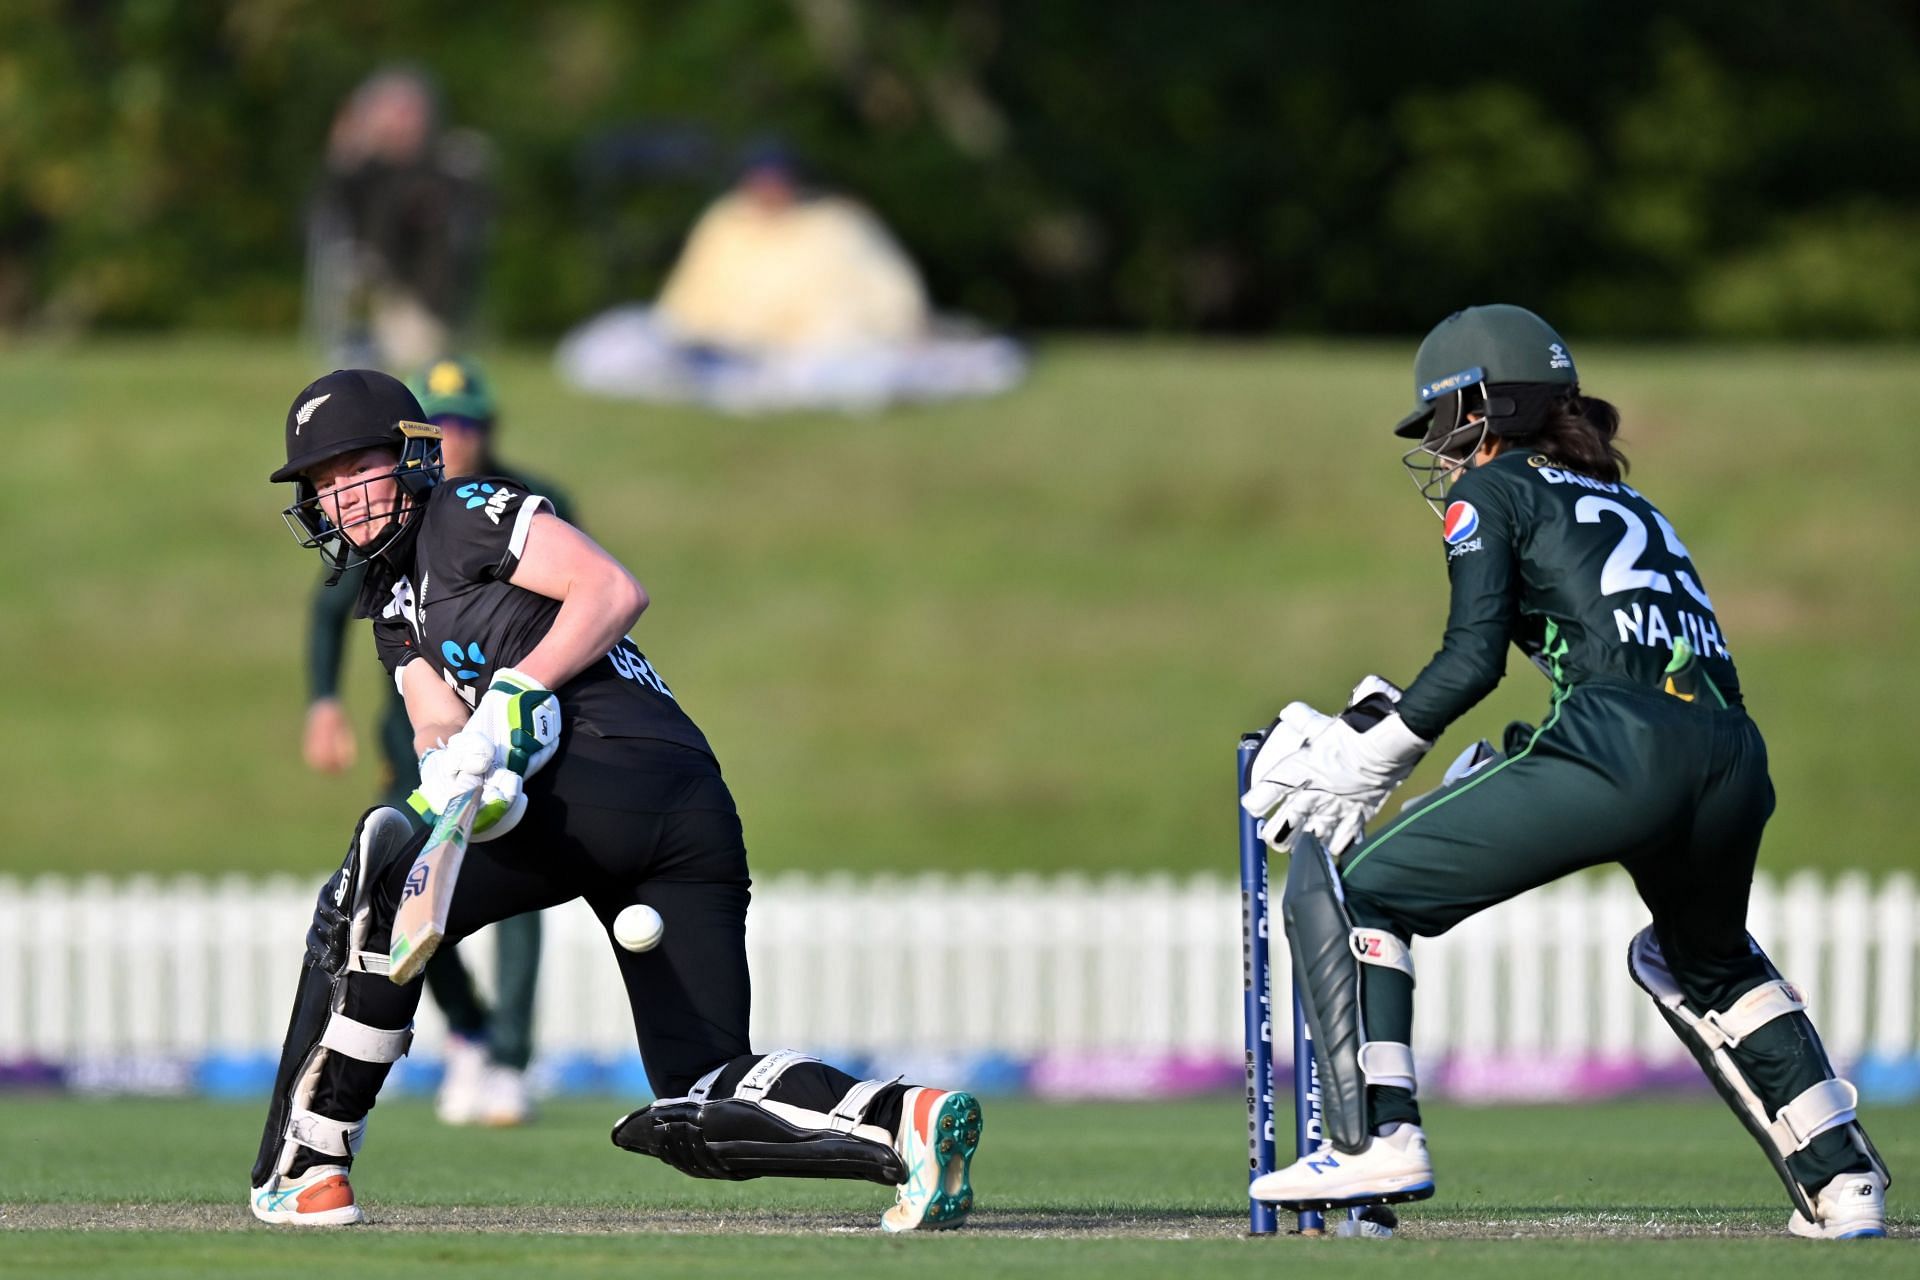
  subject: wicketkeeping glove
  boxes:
[1240,675,1431,855]
[468,667,562,781]
[409,729,528,842]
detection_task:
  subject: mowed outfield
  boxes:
[4,338,1915,878]
[3,1096,1916,1275]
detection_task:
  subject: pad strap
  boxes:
[286,1107,367,1158]
[734,1049,818,1102]
[827,1075,903,1133]
[319,1014,412,1064]
[687,1063,727,1104]
[1350,928,1415,982]
[1768,1078,1858,1156]
[1700,979,1805,1050]
[1357,1040,1417,1093]
[346,950,391,976]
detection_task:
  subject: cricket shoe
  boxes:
[881,1088,982,1232]
[250,1164,364,1226]
[1787,1171,1886,1240]
[1249,1122,1434,1211]
[479,1063,535,1128]
[437,1033,489,1126]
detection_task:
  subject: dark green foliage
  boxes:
[3,1,1920,336]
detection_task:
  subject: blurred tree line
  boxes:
[3,0,1919,338]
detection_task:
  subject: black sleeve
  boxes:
[433,478,552,583]
[306,563,364,701]
[1396,468,1522,741]
[372,612,420,691]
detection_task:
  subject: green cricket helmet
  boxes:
[271,368,443,582]
[409,354,497,425]
[1395,304,1579,515]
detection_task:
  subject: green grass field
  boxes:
[3,338,1915,877]
[3,1096,1914,1275]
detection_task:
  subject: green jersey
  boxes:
[1397,450,1740,740]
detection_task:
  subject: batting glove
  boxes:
[468,667,562,782]
[409,729,528,842]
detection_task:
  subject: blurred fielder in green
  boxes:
[301,356,572,1126]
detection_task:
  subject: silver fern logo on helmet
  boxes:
[294,393,332,432]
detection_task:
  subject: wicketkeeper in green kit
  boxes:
[1240,305,1891,1239]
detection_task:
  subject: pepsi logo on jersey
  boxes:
[1442,501,1480,545]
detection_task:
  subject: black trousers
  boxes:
[309,734,754,1137]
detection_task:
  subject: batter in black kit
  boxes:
[250,368,982,1231]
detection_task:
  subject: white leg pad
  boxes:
[1358,1040,1417,1094]
[1351,928,1415,983]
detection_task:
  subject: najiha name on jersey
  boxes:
[1530,463,1732,662]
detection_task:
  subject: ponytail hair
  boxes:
[1507,392,1628,483]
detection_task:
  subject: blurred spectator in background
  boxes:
[305,68,493,370]
[655,143,929,353]
[557,140,1023,414]
[301,356,573,1126]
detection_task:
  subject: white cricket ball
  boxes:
[613,904,665,953]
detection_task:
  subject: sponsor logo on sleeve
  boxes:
[455,481,518,525]
[1443,501,1480,544]
[1443,500,1484,559]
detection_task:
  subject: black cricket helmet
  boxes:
[1394,304,1578,515]
[271,369,443,579]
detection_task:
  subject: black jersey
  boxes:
[370,477,712,758]
[1398,450,1741,739]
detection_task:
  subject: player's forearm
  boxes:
[1398,631,1506,741]
[399,658,476,757]
[513,567,648,691]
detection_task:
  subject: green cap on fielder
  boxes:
[1393,304,1577,438]
[409,355,497,424]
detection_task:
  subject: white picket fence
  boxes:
[0,871,1915,1076]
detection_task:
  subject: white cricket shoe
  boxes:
[881,1087,983,1232]
[1249,1122,1435,1211]
[478,1063,535,1128]
[1787,1171,1887,1240]
[437,1033,488,1126]
[250,1164,364,1226]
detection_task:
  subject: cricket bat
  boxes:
[388,784,481,985]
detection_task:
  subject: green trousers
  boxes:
[1340,677,1864,1190]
